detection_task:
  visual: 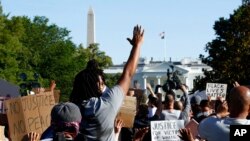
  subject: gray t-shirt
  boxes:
[80,85,124,141]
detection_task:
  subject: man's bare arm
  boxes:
[118,25,144,95]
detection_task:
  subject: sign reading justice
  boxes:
[4,92,55,141]
[150,120,184,141]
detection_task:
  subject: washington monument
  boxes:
[87,7,95,47]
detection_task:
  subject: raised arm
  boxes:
[118,25,144,95]
[179,84,191,123]
[146,83,156,97]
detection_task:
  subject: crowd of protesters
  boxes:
[2,25,250,141]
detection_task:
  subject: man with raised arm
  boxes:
[69,25,144,141]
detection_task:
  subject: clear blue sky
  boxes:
[2,0,242,64]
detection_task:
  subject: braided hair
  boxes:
[69,59,105,106]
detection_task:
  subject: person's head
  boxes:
[127,89,135,96]
[228,86,250,118]
[190,95,202,106]
[147,94,158,108]
[174,101,183,110]
[200,100,211,112]
[164,94,175,109]
[134,81,140,89]
[51,102,82,138]
[70,59,105,105]
[190,95,202,115]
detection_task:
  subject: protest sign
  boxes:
[206,83,227,100]
[185,118,199,139]
[32,88,60,103]
[4,91,55,141]
[53,90,60,103]
[116,96,136,128]
[151,120,184,141]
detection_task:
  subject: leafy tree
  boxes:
[87,43,113,68]
[0,3,113,101]
[105,73,121,88]
[0,13,24,83]
[199,4,250,89]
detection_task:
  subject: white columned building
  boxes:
[156,76,161,85]
[104,58,212,94]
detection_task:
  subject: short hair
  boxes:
[174,101,183,110]
[165,94,175,104]
[199,100,210,108]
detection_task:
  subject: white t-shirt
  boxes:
[198,116,250,141]
[148,107,157,118]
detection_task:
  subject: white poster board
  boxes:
[150,120,184,141]
[206,83,227,100]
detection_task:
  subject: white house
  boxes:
[104,57,212,93]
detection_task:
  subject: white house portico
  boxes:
[104,57,212,93]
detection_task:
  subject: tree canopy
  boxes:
[0,4,113,101]
[198,4,250,90]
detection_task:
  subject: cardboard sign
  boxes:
[4,91,55,141]
[53,90,60,103]
[32,88,60,103]
[116,96,136,128]
[185,119,199,138]
[206,83,227,100]
[151,120,184,141]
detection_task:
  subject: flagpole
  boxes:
[160,31,166,61]
[164,35,166,62]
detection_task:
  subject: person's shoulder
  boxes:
[223,117,250,125]
[102,85,124,97]
[111,85,123,92]
[199,115,220,126]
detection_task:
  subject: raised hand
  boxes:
[233,81,240,87]
[216,100,229,118]
[133,127,149,141]
[50,80,56,92]
[114,118,124,134]
[127,25,144,47]
[180,84,188,93]
[179,128,195,141]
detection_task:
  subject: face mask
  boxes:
[197,111,211,118]
[202,111,210,116]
